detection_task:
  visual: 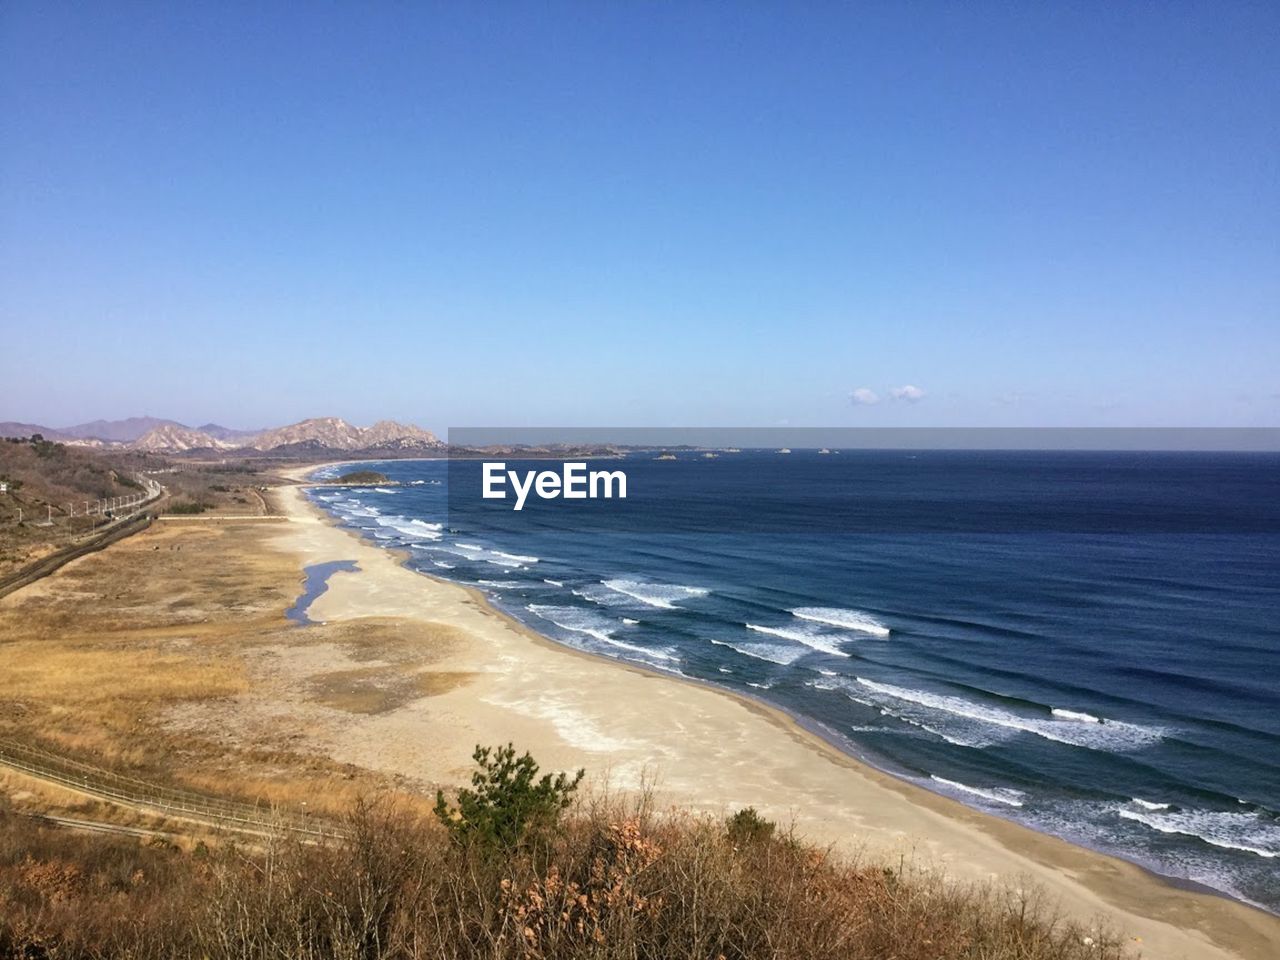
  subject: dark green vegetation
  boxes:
[336,470,391,485]
[0,747,1125,960]
[725,806,776,846]
[164,501,211,515]
[434,743,584,851]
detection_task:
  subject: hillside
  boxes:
[244,417,438,451]
[4,416,442,456]
[60,416,182,443]
[0,437,157,571]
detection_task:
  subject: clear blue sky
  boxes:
[2,2,1277,432]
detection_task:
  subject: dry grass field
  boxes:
[0,514,467,822]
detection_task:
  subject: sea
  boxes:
[305,450,1280,913]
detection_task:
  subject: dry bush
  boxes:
[0,794,1127,960]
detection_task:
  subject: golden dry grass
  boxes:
[0,518,463,822]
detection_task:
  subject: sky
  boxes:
[1,2,1277,433]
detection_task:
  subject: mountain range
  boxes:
[0,416,440,455]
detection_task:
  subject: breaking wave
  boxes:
[930,775,1026,807]
[598,579,710,609]
[710,637,808,666]
[1118,802,1280,859]
[791,607,890,636]
[745,622,847,656]
[850,678,1164,752]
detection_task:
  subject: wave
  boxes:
[455,543,484,552]
[597,635,679,662]
[373,487,397,494]
[526,604,616,643]
[485,556,527,568]
[572,584,635,607]
[622,618,639,625]
[852,678,1164,752]
[791,607,890,637]
[477,579,523,588]
[599,579,710,609]
[745,622,846,656]
[1118,803,1280,859]
[929,775,1025,807]
[710,637,808,666]
[543,578,565,587]
[808,676,989,748]
[336,503,381,519]
[494,550,539,564]
[374,516,444,540]
[525,604,678,663]
[410,479,426,485]
[1051,708,1101,723]
[1131,798,1170,811]
[431,560,455,569]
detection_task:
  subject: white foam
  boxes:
[338,504,381,519]
[599,579,710,609]
[455,543,484,552]
[1118,804,1280,859]
[494,550,539,563]
[854,678,1163,751]
[807,676,990,746]
[597,635,679,662]
[1132,798,1171,811]
[745,622,847,656]
[374,516,443,540]
[485,556,526,568]
[543,578,565,587]
[527,604,616,643]
[622,617,640,625]
[373,487,397,494]
[1052,708,1101,723]
[791,607,890,637]
[711,637,807,666]
[477,579,522,588]
[525,604,677,663]
[432,560,456,569]
[573,584,631,607]
[410,480,426,485]
[930,775,1026,808]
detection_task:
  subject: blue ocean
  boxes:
[307,451,1280,913]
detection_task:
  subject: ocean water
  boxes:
[307,451,1280,912]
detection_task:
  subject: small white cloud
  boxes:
[889,384,926,403]
[850,387,880,406]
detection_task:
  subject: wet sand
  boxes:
[269,471,1280,960]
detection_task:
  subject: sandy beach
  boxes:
[261,469,1278,960]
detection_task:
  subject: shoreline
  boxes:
[273,461,1280,960]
